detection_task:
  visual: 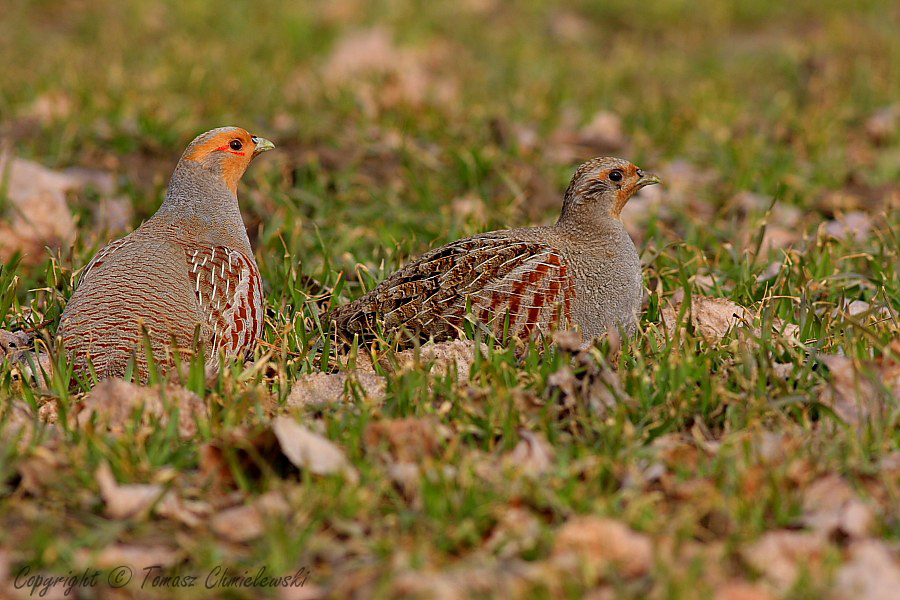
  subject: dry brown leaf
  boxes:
[93,195,134,235]
[483,507,542,559]
[286,371,385,408]
[824,211,873,241]
[660,295,800,343]
[545,339,626,417]
[77,378,207,438]
[364,417,442,463]
[155,493,212,528]
[831,540,900,600]
[96,462,167,520]
[392,561,535,600]
[660,295,751,341]
[741,530,828,593]
[13,444,67,495]
[864,105,900,144]
[551,516,652,581]
[272,416,359,483]
[820,353,899,424]
[78,543,179,570]
[387,462,422,504]
[391,339,487,384]
[450,193,488,225]
[622,159,718,237]
[503,429,555,478]
[802,474,874,539]
[21,90,73,123]
[322,27,457,111]
[714,581,775,600]
[0,329,30,362]
[278,583,327,600]
[547,109,629,164]
[210,491,290,543]
[0,153,77,264]
[756,225,801,253]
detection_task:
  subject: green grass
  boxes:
[1,0,898,598]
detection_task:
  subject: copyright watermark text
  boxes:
[14,565,312,596]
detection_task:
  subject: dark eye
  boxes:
[609,170,624,182]
[229,139,243,151]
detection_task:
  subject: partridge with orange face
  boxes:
[330,157,659,344]
[58,126,274,381]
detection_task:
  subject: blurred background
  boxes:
[0,0,898,322]
[1,4,898,596]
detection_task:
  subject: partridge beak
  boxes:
[251,137,275,156]
[635,173,661,190]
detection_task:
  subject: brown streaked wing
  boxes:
[182,244,264,361]
[332,235,575,341]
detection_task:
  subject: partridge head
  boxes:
[559,156,661,225]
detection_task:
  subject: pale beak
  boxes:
[251,136,275,156]
[635,173,661,190]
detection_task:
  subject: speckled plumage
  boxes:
[331,157,659,344]
[59,126,274,381]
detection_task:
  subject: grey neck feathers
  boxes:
[150,159,252,253]
[555,192,623,238]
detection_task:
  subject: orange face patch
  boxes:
[610,164,642,217]
[184,128,256,195]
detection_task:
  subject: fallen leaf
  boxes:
[660,295,800,344]
[547,110,629,164]
[386,462,422,504]
[0,153,78,264]
[549,10,593,42]
[392,339,487,384]
[13,444,67,495]
[551,516,653,581]
[802,474,874,539]
[864,105,900,144]
[392,561,535,600]
[714,581,775,600]
[210,491,290,543]
[660,295,751,341]
[20,90,73,123]
[503,429,554,477]
[77,544,178,570]
[0,329,30,362]
[272,416,359,483]
[96,462,166,520]
[545,337,627,417]
[741,530,828,593]
[824,211,873,241]
[92,195,134,235]
[278,583,327,600]
[322,27,457,111]
[820,353,899,424]
[364,417,442,463]
[483,506,542,559]
[286,371,386,408]
[831,540,900,600]
[155,493,212,528]
[77,378,207,438]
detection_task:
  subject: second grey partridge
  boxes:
[58,126,274,381]
[331,157,659,344]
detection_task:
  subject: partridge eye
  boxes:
[609,170,624,182]
[229,139,243,151]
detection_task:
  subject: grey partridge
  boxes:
[330,157,659,344]
[58,126,274,381]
